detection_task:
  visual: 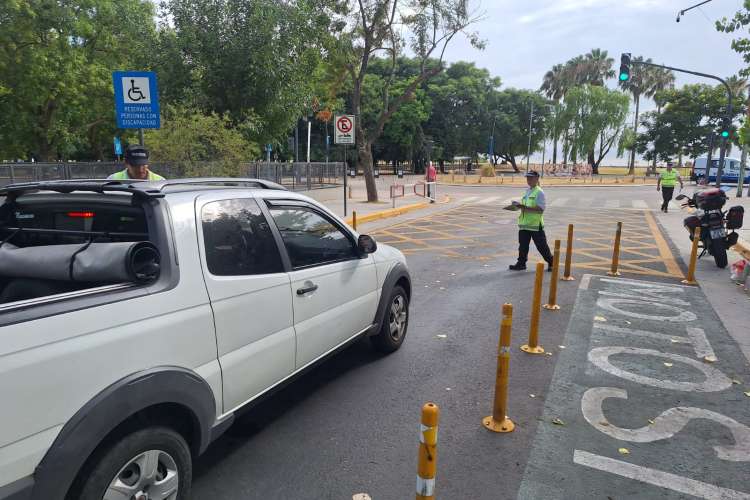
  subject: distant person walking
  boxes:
[108,145,165,181]
[426,161,437,203]
[509,171,554,271]
[657,161,683,213]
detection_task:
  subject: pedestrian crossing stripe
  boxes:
[458,197,673,211]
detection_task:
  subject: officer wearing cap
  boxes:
[509,171,554,271]
[108,145,165,181]
[657,161,683,213]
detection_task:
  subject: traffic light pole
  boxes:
[631,60,733,188]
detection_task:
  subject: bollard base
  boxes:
[482,416,515,433]
[681,279,698,285]
[521,344,545,354]
[607,271,621,277]
[543,304,561,310]
[561,276,576,281]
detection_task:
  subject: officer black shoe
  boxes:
[547,264,553,272]
[509,263,527,271]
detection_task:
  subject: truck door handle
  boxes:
[297,282,318,295]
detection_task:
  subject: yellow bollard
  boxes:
[483,304,515,433]
[416,402,439,500]
[544,240,561,310]
[562,224,575,281]
[608,221,623,277]
[352,210,357,231]
[521,262,545,355]
[682,226,701,285]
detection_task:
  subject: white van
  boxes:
[693,157,749,183]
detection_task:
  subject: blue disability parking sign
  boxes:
[112,71,161,129]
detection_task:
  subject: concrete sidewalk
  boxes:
[658,192,750,363]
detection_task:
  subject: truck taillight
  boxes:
[67,211,95,218]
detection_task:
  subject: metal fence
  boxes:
[0,161,346,191]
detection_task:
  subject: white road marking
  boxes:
[593,324,715,359]
[632,200,649,209]
[573,450,750,499]
[587,346,732,392]
[461,196,479,203]
[551,198,569,207]
[476,196,500,204]
[501,198,516,206]
[604,199,620,208]
[596,297,697,322]
[581,387,750,461]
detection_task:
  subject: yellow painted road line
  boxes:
[645,210,684,278]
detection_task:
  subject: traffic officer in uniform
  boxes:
[108,145,165,181]
[509,171,554,271]
[657,161,683,213]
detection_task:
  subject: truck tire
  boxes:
[371,285,409,353]
[711,238,728,268]
[75,427,192,500]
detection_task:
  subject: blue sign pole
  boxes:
[113,136,123,158]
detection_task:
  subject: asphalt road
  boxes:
[193,184,749,499]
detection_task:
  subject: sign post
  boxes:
[113,136,123,161]
[334,115,356,217]
[112,71,161,146]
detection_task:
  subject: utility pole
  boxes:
[306,118,311,163]
[526,100,535,173]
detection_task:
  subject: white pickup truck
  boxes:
[0,178,411,500]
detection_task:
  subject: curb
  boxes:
[438,180,658,188]
[345,201,430,226]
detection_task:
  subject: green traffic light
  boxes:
[721,130,730,138]
[619,73,629,81]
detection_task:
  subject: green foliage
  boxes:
[0,0,157,160]
[145,105,259,177]
[563,85,629,167]
[636,84,746,161]
[717,1,750,78]
[489,89,549,171]
[164,0,331,143]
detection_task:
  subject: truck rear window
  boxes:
[0,196,155,305]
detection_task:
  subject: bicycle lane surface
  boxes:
[518,275,750,499]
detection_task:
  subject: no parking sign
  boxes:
[334,115,355,145]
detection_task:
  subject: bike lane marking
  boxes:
[518,275,750,499]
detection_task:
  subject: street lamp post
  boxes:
[526,100,535,173]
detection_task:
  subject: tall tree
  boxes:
[582,49,616,86]
[540,64,569,165]
[331,0,483,202]
[619,56,658,174]
[488,89,548,172]
[646,67,676,173]
[563,85,629,173]
[717,4,750,77]
[165,0,335,144]
[0,0,157,160]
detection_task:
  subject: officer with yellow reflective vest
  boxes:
[108,145,165,181]
[509,171,554,271]
[656,161,683,213]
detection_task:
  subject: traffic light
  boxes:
[619,53,631,82]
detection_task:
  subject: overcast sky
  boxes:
[440,0,746,163]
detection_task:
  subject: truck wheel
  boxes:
[371,285,409,353]
[76,427,191,500]
[711,238,728,268]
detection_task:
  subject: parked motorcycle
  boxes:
[676,188,744,268]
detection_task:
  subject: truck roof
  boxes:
[0,178,288,200]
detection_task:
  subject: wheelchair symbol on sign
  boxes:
[127,79,146,102]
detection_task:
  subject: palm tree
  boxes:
[619,56,659,174]
[646,67,676,173]
[579,49,615,86]
[540,64,570,165]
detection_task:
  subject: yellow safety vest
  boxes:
[518,186,544,231]
[660,170,677,187]
[110,169,165,181]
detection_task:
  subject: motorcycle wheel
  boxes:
[710,238,728,268]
